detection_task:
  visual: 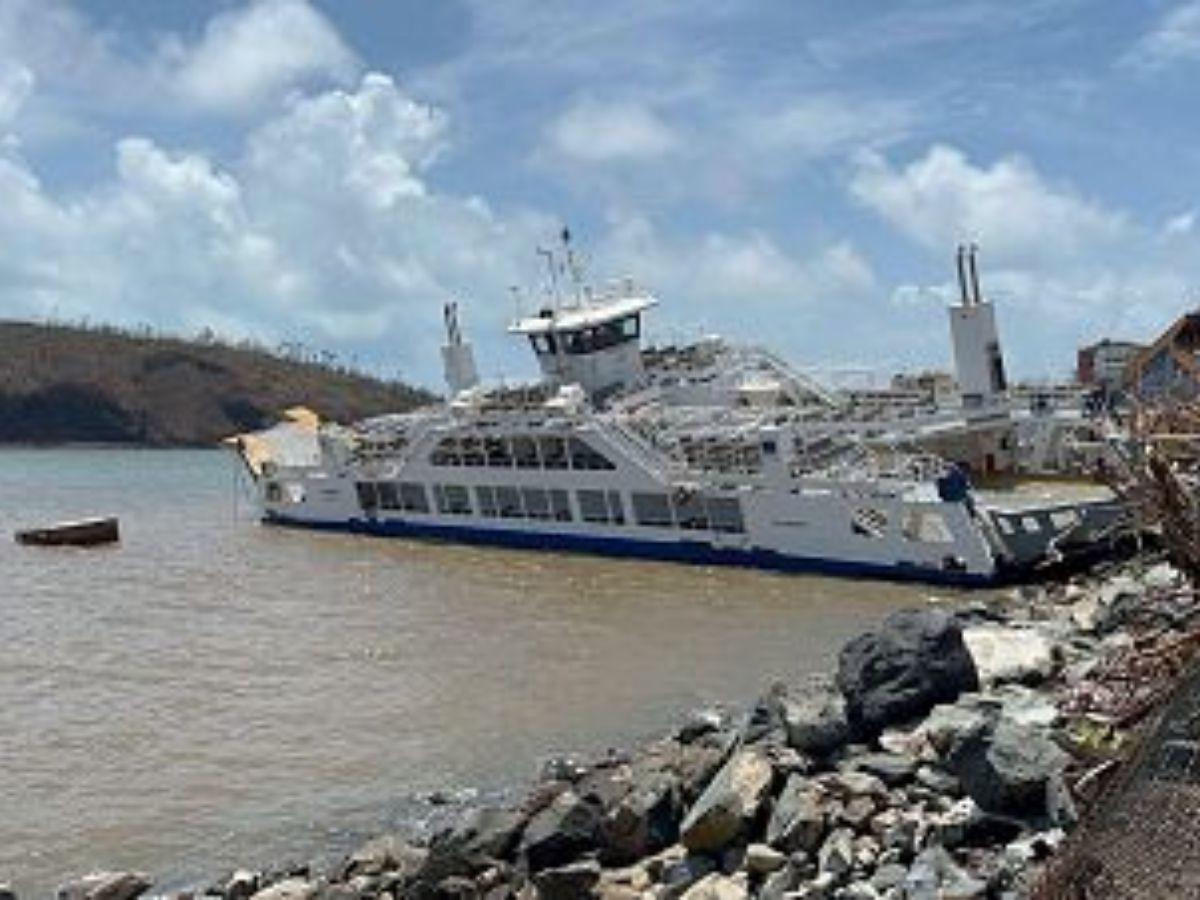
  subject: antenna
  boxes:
[967,243,983,305]
[561,225,585,302]
[537,245,560,309]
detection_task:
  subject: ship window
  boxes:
[377,482,401,510]
[673,492,709,530]
[851,508,888,540]
[513,436,540,469]
[632,492,674,528]
[577,489,609,523]
[485,436,513,468]
[399,482,429,513]
[431,437,462,466]
[1022,516,1042,533]
[901,511,954,544]
[457,436,484,467]
[550,489,573,522]
[563,329,589,355]
[607,490,625,524]
[355,482,379,512]
[620,314,640,339]
[530,334,554,355]
[540,436,569,469]
[434,484,472,516]
[496,486,523,518]
[265,481,283,503]
[522,487,551,520]
[475,485,497,517]
[568,437,615,470]
[707,497,745,533]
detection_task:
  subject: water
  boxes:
[0,449,934,895]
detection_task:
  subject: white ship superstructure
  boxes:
[232,240,1124,586]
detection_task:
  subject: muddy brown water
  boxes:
[0,448,938,895]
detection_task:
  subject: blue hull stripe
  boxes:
[263,513,996,588]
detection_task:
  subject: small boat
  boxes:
[15,516,120,547]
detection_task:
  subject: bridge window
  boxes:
[460,436,485,467]
[550,489,573,522]
[632,492,674,528]
[430,437,462,466]
[580,489,625,524]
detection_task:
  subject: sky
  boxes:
[0,0,1198,388]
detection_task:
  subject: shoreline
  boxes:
[23,552,1198,900]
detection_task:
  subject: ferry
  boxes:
[230,238,1124,585]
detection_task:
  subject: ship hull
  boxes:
[262,511,997,587]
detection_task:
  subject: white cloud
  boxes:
[1123,1,1200,70]
[545,99,678,163]
[1165,209,1197,236]
[0,61,33,130]
[850,144,1127,266]
[165,0,360,114]
[746,96,916,160]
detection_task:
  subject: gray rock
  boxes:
[849,752,917,787]
[742,682,790,744]
[743,843,786,876]
[783,686,850,758]
[519,790,602,871]
[903,845,986,899]
[678,873,749,900]
[248,880,316,900]
[816,827,855,881]
[680,707,729,743]
[946,720,1070,818]
[597,769,681,864]
[871,862,907,892]
[915,765,961,795]
[56,872,152,900]
[836,609,979,740]
[765,775,827,853]
[679,748,773,854]
[223,869,260,900]
[430,875,478,899]
[532,859,601,900]
[757,865,799,900]
[339,834,427,880]
[839,881,881,900]
[659,852,718,897]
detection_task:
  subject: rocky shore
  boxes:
[21,555,1200,900]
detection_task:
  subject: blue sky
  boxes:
[0,0,1198,388]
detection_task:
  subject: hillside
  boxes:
[0,321,434,446]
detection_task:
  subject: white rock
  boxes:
[249,879,318,900]
[963,626,1057,687]
[679,872,749,900]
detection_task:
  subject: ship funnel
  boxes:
[967,243,983,305]
[955,244,971,306]
[441,301,480,395]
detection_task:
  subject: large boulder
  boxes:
[961,626,1057,687]
[836,609,979,739]
[903,845,987,899]
[56,872,151,900]
[782,685,850,758]
[519,790,602,871]
[680,748,774,854]
[946,720,1070,818]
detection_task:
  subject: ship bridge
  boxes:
[509,287,658,401]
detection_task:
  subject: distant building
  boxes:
[891,370,958,406]
[1127,312,1200,400]
[1077,339,1144,391]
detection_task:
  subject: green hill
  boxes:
[0,321,434,446]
